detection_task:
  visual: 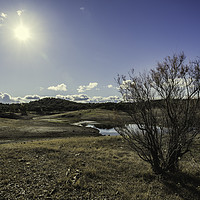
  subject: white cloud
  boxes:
[48,83,67,91]
[0,13,7,25]
[119,80,135,90]
[0,93,25,103]
[0,93,14,103]
[17,10,24,16]
[107,84,113,88]
[77,82,98,93]
[1,12,7,18]
[90,96,121,103]
[55,94,70,100]
[0,93,39,103]
[80,7,85,11]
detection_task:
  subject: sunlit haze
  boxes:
[14,24,31,41]
[0,0,200,104]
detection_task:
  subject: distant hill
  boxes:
[0,97,130,116]
[27,97,125,113]
[27,97,89,113]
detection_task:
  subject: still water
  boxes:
[72,121,119,136]
[73,121,169,136]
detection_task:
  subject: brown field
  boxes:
[0,109,200,199]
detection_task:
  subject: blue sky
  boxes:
[0,0,200,103]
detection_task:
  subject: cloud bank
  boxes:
[0,93,15,103]
[0,92,121,104]
[56,94,90,102]
[56,94,121,103]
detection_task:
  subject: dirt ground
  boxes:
[0,114,100,144]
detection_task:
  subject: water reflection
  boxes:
[72,121,119,136]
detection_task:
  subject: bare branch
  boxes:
[116,52,200,174]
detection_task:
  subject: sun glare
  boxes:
[14,24,31,41]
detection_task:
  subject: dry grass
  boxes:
[0,108,130,143]
[34,108,131,126]
[1,136,200,199]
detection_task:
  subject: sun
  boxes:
[14,24,31,41]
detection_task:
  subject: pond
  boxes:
[72,121,149,136]
[72,121,119,136]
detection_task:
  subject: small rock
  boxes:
[66,168,71,176]
[50,188,56,195]
[18,158,26,162]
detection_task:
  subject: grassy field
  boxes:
[0,109,115,142]
[0,136,200,199]
[0,109,200,199]
[0,109,130,143]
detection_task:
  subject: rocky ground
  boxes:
[1,136,200,200]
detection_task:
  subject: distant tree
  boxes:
[116,52,200,174]
[20,103,28,116]
[9,104,17,114]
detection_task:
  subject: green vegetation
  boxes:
[1,136,200,199]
